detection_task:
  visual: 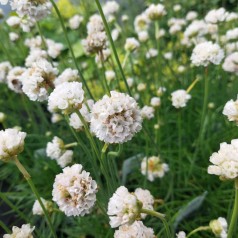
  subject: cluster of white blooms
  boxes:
[107,186,141,228]
[0,61,12,83]
[7,67,26,93]
[46,136,73,168]
[141,156,169,182]
[209,217,228,238]
[25,49,48,67]
[168,18,186,35]
[82,14,107,54]
[48,82,84,114]
[150,97,161,107]
[69,14,83,30]
[111,28,121,41]
[0,128,26,162]
[222,52,238,74]
[105,70,116,81]
[124,37,140,52]
[186,11,198,21]
[3,224,35,238]
[54,68,79,86]
[223,96,238,124]
[191,41,224,66]
[146,48,158,59]
[90,91,142,144]
[141,106,155,120]
[114,221,154,238]
[52,164,98,216]
[102,1,119,18]
[138,31,149,42]
[32,197,53,215]
[69,100,94,130]
[9,32,19,42]
[145,3,166,20]
[205,8,228,24]
[208,139,238,180]
[171,90,191,108]
[21,59,58,101]
[225,28,238,42]
[95,48,111,63]
[176,231,187,238]
[134,14,150,33]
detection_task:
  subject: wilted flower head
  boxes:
[90,91,142,144]
[171,89,191,108]
[3,224,35,238]
[209,217,228,238]
[32,197,53,215]
[48,82,84,114]
[114,221,154,238]
[191,41,224,67]
[141,156,169,181]
[107,186,141,228]
[52,164,98,216]
[0,128,26,162]
[208,139,238,180]
[223,96,238,124]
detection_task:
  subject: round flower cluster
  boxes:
[222,52,238,74]
[124,37,140,52]
[208,139,238,180]
[46,136,73,168]
[48,82,84,114]
[3,224,35,238]
[171,89,191,108]
[209,217,228,238]
[54,68,79,86]
[32,197,53,215]
[141,156,169,181]
[223,96,238,124]
[141,106,155,119]
[52,164,98,216]
[69,14,83,30]
[145,3,166,20]
[0,128,26,162]
[205,8,228,24]
[191,41,224,67]
[176,231,187,238]
[90,91,142,144]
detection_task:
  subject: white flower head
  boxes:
[9,32,19,42]
[0,128,26,162]
[114,221,155,238]
[145,3,166,20]
[102,1,119,17]
[141,106,155,120]
[141,156,169,182]
[90,91,142,144]
[222,52,238,74]
[54,68,79,86]
[32,197,53,215]
[52,164,98,216]
[7,67,26,93]
[176,231,187,238]
[223,97,238,124]
[150,97,161,107]
[105,70,116,81]
[191,41,224,67]
[209,217,228,238]
[171,89,191,108]
[208,139,238,180]
[48,82,84,114]
[69,14,83,30]
[107,186,141,228]
[3,224,35,238]
[205,8,228,24]
[0,61,12,83]
[125,37,140,52]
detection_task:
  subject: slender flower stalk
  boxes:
[186,226,211,238]
[13,156,57,238]
[94,0,132,96]
[49,0,94,100]
[228,178,238,238]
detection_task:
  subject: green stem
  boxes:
[94,0,132,96]
[64,142,78,149]
[49,0,94,100]
[187,226,211,238]
[0,220,11,234]
[122,51,130,69]
[228,179,238,238]
[13,156,57,238]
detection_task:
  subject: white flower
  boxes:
[0,128,26,162]
[21,59,58,101]
[191,41,224,67]
[209,217,228,238]
[157,87,166,96]
[90,91,142,144]
[51,113,63,123]
[114,221,154,238]
[134,188,154,219]
[141,106,155,119]
[176,231,187,238]
[102,1,119,17]
[6,16,21,28]
[164,52,173,60]
[145,4,166,20]
[125,37,140,52]
[134,14,150,33]
[208,139,238,180]
[150,97,161,107]
[46,39,64,59]
[46,136,73,168]
[25,49,48,67]
[69,99,94,130]
[112,28,121,41]
[171,89,191,108]
[223,97,238,124]
[0,61,12,83]
[87,14,104,35]
[138,31,149,42]
[7,67,26,93]
[69,14,83,30]
[186,11,198,21]
[222,52,238,74]
[9,32,19,42]
[141,156,169,182]
[54,68,79,86]
[32,197,53,215]
[107,186,141,228]
[127,77,134,87]
[3,224,34,238]
[52,164,98,216]
[173,4,181,12]
[146,48,158,59]
[105,70,116,81]
[0,0,8,5]
[205,8,228,24]
[137,83,146,91]
[225,28,238,41]
[48,82,84,114]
